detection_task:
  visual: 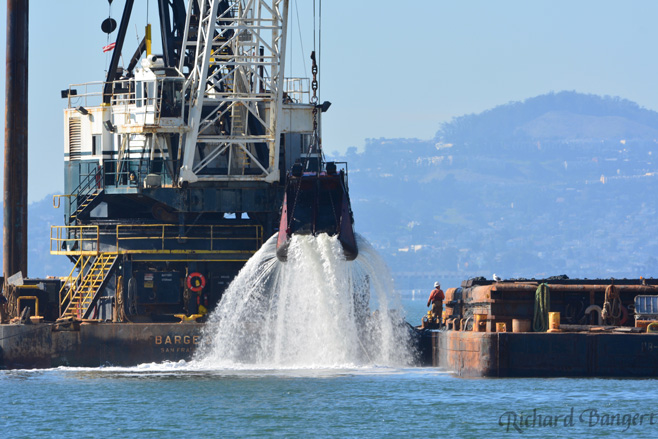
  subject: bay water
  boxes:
[2,235,658,438]
[3,364,658,438]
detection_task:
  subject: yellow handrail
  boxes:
[50,224,263,255]
[59,255,92,317]
[115,224,262,252]
[52,194,75,209]
[50,225,100,255]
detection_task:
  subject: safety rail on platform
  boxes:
[284,77,310,103]
[103,158,175,189]
[58,159,175,193]
[51,225,100,255]
[63,81,106,108]
[64,79,164,111]
[66,76,314,112]
[50,224,263,255]
[62,77,183,124]
[115,224,263,254]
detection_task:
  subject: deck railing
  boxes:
[50,224,263,256]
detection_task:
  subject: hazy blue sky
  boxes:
[3,0,658,201]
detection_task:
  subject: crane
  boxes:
[54,0,327,321]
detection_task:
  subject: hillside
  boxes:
[439,91,658,144]
[331,91,658,290]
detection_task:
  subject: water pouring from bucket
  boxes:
[194,234,415,368]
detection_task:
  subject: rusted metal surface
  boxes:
[3,0,29,280]
[434,278,658,376]
[491,283,658,294]
[443,287,459,302]
[433,331,658,377]
[464,283,658,302]
[432,330,498,377]
[443,287,462,324]
[448,279,653,328]
[0,322,203,369]
[462,277,658,289]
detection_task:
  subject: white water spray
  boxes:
[193,234,416,368]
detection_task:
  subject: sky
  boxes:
[3,0,658,202]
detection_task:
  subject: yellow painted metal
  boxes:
[16,284,41,290]
[53,222,264,317]
[69,190,102,223]
[134,258,253,262]
[60,253,117,319]
[50,225,100,255]
[145,24,152,56]
[50,224,263,256]
[59,254,93,317]
[114,224,262,253]
[474,314,487,332]
[548,312,561,332]
[174,314,203,323]
[16,295,39,317]
[52,194,74,209]
[119,249,256,254]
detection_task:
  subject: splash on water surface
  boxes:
[193,234,416,368]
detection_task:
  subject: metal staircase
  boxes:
[69,190,103,224]
[60,253,118,319]
[68,167,103,224]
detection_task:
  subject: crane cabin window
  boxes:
[146,81,155,107]
[135,81,143,108]
[160,79,183,118]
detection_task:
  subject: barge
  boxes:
[421,277,658,377]
[0,321,202,369]
[1,0,357,369]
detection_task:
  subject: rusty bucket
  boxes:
[512,318,531,333]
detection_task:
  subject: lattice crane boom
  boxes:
[178,0,289,184]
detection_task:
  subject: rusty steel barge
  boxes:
[1,0,358,369]
[418,277,658,377]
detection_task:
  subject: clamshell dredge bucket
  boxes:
[277,161,358,262]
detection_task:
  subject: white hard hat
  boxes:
[434,282,440,288]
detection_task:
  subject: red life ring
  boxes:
[186,272,206,292]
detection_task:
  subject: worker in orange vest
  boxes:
[427,281,445,323]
